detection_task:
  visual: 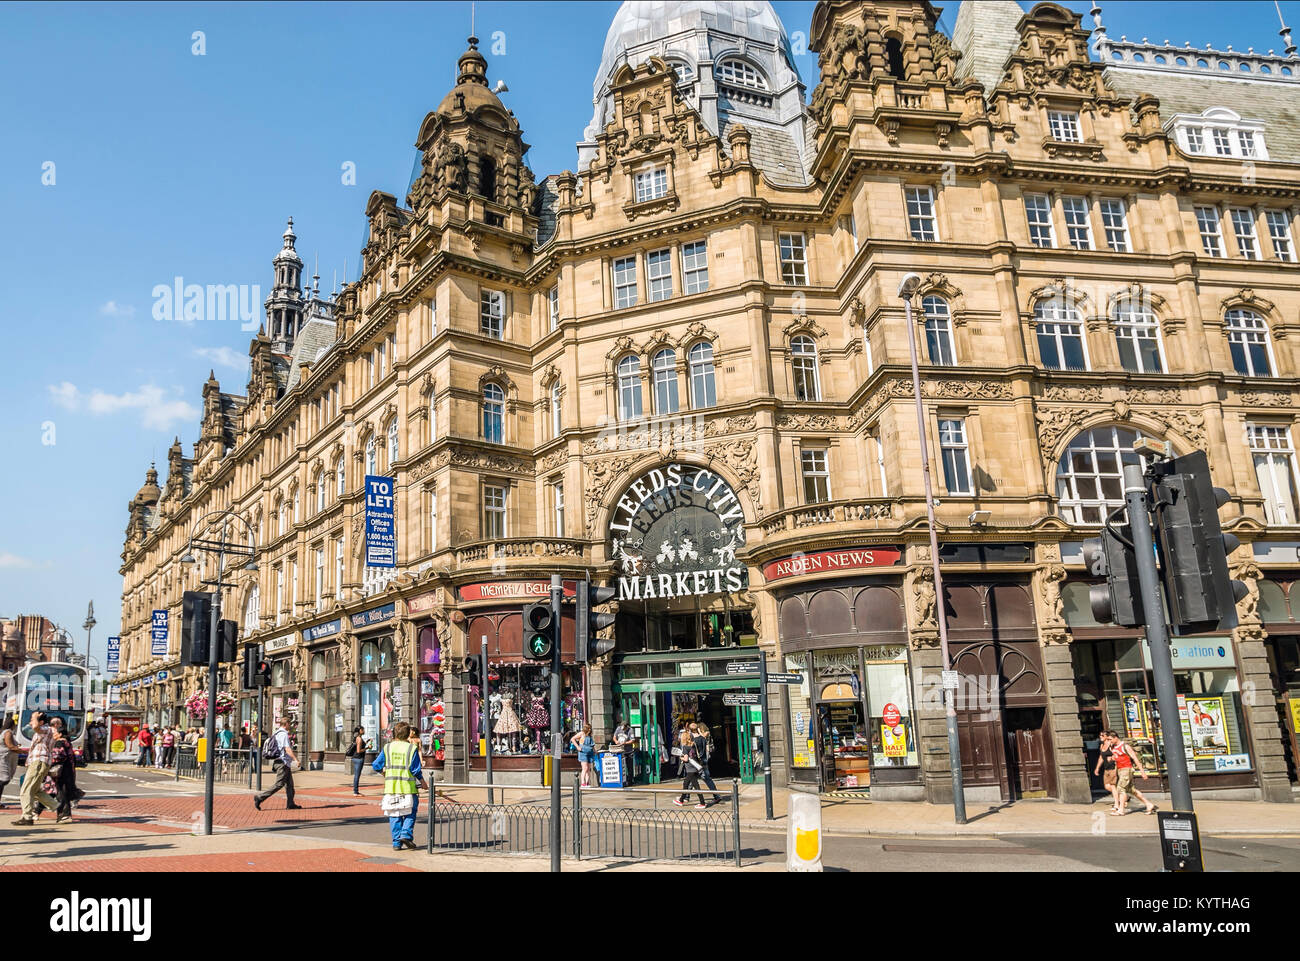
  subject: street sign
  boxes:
[726,661,760,675]
[1157,811,1204,872]
[942,670,960,690]
[364,475,397,568]
[723,692,761,706]
[767,672,803,684]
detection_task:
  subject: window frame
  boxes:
[1034,300,1090,372]
[1048,110,1083,143]
[1265,210,1295,262]
[617,354,644,421]
[1229,207,1260,260]
[790,336,821,402]
[1195,205,1225,258]
[681,240,709,294]
[688,341,717,409]
[482,383,506,443]
[1225,309,1275,378]
[1099,198,1131,253]
[651,348,679,415]
[921,296,956,366]
[483,483,507,540]
[634,166,669,204]
[717,57,768,90]
[904,186,939,242]
[479,289,505,339]
[1112,300,1166,374]
[938,419,972,495]
[800,448,832,504]
[612,256,638,309]
[778,233,808,286]
[646,247,674,303]
[1025,193,1056,248]
[1061,195,1094,250]
[1247,423,1300,526]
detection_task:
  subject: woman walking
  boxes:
[1109,730,1157,815]
[569,724,597,788]
[49,718,79,824]
[0,715,20,808]
[673,729,707,809]
[347,726,368,796]
[691,722,723,806]
[1093,731,1119,811]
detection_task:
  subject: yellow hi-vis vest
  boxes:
[383,740,418,795]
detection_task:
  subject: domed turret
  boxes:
[135,465,161,506]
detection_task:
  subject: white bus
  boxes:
[14,661,88,765]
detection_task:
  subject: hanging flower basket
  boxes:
[185,690,237,719]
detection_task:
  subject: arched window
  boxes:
[311,653,326,683]
[428,397,437,446]
[1034,299,1088,371]
[885,37,905,80]
[292,487,300,524]
[1113,300,1164,373]
[551,383,562,438]
[316,470,326,513]
[359,641,380,674]
[652,348,679,414]
[365,436,377,476]
[668,59,693,84]
[336,457,345,498]
[479,157,497,202]
[688,342,717,409]
[791,336,821,401]
[483,383,505,443]
[242,584,260,633]
[387,419,399,468]
[922,296,955,366]
[716,58,768,90]
[1056,426,1161,525]
[617,355,643,420]
[1225,309,1274,377]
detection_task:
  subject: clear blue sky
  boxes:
[0,0,1293,669]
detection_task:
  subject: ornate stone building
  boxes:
[117,1,1299,801]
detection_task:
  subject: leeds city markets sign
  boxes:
[609,464,748,601]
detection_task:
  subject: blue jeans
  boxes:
[351,757,364,794]
[389,793,419,845]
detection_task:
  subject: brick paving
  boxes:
[70,793,383,831]
[3,848,419,873]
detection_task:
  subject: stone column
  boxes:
[587,657,616,744]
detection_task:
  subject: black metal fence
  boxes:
[426,777,742,867]
[175,745,258,787]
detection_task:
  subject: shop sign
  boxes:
[1213,754,1251,772]
[265,633,297,654]
[458,581,577,602]
[1291,699,1300,736]
[679,662,706,677]
[155,671,168,682]
[762,547,902,582]
[882,703,901,727]
[407,592,439,615]
[609,463,748,601]
[723,692,761,706]
[301,619,341,643]
[334,713,344,732]
[1141,637,1235,671]
[151,610,169,656]
[351,603,396,630]
[726,661,759,675]
[767,672,803,684]
[882,721,907,758]
[106,636,121,675]
[364,475,397,569]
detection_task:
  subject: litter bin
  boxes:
[597,751,630,788]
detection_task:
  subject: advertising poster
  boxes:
[380,678,393,736]
[150,610,168,656]
[880,703,907,758]
[1186,697,1230,757]
[1142,698,1195,763]
[106,636,121,675]
[364,475,397,568]
[1123,695,1145,738]
[419,673,445,760]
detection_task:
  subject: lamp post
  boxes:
[182,510,258,836]
[899,272,967,825]
[83,601,96,674]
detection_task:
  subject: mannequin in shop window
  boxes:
[493,690,522,753]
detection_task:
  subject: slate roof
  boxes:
[951,0,1025,97]
[721,116,807,186]
[286,317,339,391]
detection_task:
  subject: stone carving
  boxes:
[434,140,469,193]
[911,566,938,630]
[1035,406,1093,472]
[447,447,532,476]
[828,22,870,82]
[1153,409,1207,453]
[703,437,763,519]
[1040,563,1067,627]
[775,413,843,432]
[1230,560,1262,624]
[1238,390,1293,408]
[584,453,640,536]
[1042,384,1104,403]
[337,636,356,679]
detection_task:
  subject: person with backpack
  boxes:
[372,721,427,850]
[346,726,368,796]
[691,722,723,806]
[252,716,301,811]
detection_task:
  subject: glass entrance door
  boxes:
[621,689,662,784]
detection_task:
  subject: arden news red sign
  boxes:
[458,581,578,603]
[762,547,902,582]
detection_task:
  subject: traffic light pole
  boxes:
[549,574,562,873]
[1124,464,1194,813]
[482,636,492,805]
[202,531,225,837]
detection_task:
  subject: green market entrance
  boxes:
[613,650,763,785]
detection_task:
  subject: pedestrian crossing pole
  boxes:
[549,574,563,873]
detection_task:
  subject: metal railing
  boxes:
[425,778,742,867]
[174,745,258,788]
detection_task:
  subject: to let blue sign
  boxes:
[106,636,121,675]
[151,610,169,656]
[365,475,397,568]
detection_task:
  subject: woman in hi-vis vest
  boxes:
[373,721,428,850]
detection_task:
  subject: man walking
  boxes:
[136,725,153,768]
[372,721,426,850]
[12,711,58,826]
[253,716,301,811]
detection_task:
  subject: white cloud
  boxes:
[46,382,199,432]
[100,301,136,318]
[194,346,249,373]
[0,551,43,569]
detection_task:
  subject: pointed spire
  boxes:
[1278,0,1296,56]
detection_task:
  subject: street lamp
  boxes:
[83,601,96,674]
[899,272,967,825]
[182,510,258,836]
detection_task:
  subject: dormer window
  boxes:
[1169,107,1269,160]
[634,166,668,203]
[717,58,767,90]
[1048,110,1082,143]
[667,60,692,85]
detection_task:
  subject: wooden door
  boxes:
[1004,706,1055,797]
[957,711,1007,796]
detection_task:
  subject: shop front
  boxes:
[606,462,763,786]
[458,581,585,784]
[1065,581,1261,796]
[350,604,402,753]
[772,550,921,799]
[1255,573,1300,784]
[263,631,301,745]
[407,592,446,769]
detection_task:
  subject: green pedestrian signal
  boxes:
[522,602,555,661]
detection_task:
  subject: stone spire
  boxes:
[265,217,306,352]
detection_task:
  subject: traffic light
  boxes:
[462,655,481,688]
[256,657,271,687]
[575,579,617,663]
[522,602,556,661]
[1150,451,1247,635]
[1082,523,1145,627]
[181,591,212,665]
[241,643,261,690]
[217,620,238,663]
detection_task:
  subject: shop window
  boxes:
[379,637,394,671]
[1258,580,1290,623]
[359,641,381,674]
[1062,581,1102,628]
[469,663,585,757]
[310,653,326,683]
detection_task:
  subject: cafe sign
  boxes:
[609,463,748,602]
[763,547,902,583]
